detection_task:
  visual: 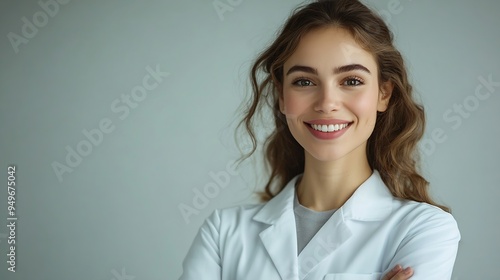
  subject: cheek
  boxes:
[282,94,308,117]
[350,91,379,125]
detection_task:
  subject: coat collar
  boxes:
[253,169,394,225]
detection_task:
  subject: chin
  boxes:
[307,149,351,163]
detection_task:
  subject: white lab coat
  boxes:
[179,170,460,280]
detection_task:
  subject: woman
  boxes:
[179,0,460,279]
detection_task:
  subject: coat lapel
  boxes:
[253,175,301,280]
[297,209,352,279]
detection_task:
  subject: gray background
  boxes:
[0,0,499,279]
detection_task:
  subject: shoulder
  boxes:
[390,198,461,243]
[202,202,266,229]
[202,176,297,229]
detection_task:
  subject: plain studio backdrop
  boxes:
[0,0,499,279]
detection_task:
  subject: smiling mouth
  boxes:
[307,122,352,133]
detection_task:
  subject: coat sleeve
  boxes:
[383,208,461,280]
[179,209,222,280]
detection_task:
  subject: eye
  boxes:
[292,77,315,87]
[342,76,364,86]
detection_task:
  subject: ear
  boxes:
[277,84,285,114]
[279,94,285,114]
[377,80,394,112]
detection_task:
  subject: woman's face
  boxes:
[280,27,392,163]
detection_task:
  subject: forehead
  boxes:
[284,27,377,74]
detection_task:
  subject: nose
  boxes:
[314,84,341,113]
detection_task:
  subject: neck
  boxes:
[296,147,372,211]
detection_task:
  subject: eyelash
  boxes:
[291,76,365,87]
[343,76,365,87]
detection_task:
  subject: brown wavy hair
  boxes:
[235,0,450,212]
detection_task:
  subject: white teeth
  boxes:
[311,123,349,133]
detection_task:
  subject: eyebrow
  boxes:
[285,64,371,76]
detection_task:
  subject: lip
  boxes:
[304,120,353,140]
